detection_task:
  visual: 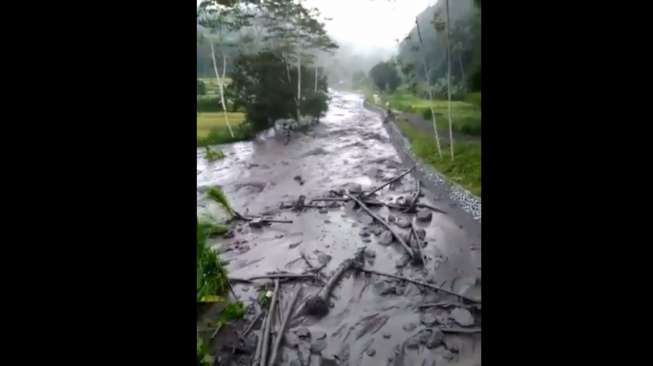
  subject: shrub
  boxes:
[197,223,229,301]
[197,79,207,95]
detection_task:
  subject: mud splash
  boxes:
[197,91,481,366]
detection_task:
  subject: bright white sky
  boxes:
[303,0,438,53]
[198,0,438,53]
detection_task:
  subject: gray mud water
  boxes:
[198,91,481,366]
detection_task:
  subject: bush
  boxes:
[197,95,220,112]
[197,79,207,95]
[197,123,254,147]
[370,61,401,92]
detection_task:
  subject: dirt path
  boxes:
[197,91,481,366]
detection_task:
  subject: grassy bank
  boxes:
[364,89,481,136]
[396,117,481,196]
[197,112,252,146]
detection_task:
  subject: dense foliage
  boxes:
[230,52,328,131]
[369,61,401,92]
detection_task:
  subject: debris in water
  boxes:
[289,241,302,249]
[416,209,432,222]
[366,348,376,357]
[310,339,327,354]
[295,327,311,339]
[426,328,444,349]
[420,312,438,326]
[319,208,329,214]
[314,331,327,340]
[395,255,410,268]
[364,248,376,258]
[360,230,371,237]
[402,322,417,332]
[285,332,300,348]
[383,333,392,339]
[450,308,474,327]
[394,217,411,228]
[378,231,394,245]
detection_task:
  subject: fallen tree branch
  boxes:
[343,191,418,263]
[269,286,302,366]
[418,302,481,311]
[416,203,447,214]
[360,165,415,199]
[229,273,318,283]
[409,220,424,264]
[259,279,279,366]
[299,249,365,317]
[441,327,482,334]
[358,268,481,303]
[240,311,264,340]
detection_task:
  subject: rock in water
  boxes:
[426,328,444,349]
[395,255,410,268]
[364,248,377,258]
[405,336,420,349]
[416,209,432,222]
[317,253,332,266]
[295,327,311,339]
[450,308,474,326]
[402,322,417,332]
[416,229,426,240]
[383,333,392,339]
[395,217,411,228]
[319,208,329,214]
[285,332,300,348]
[366,348,376,357]
[420,312,438,326]
[310,339,327,354]
[378,231,394,245]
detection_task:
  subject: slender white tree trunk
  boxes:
[424,63,442,158]
[297,52,301,122]
[446,0,454,160]
[210,40,234,138]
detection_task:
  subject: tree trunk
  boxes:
[423,62,442,158]
[445,0,455,160]
[314,63,318,94]
[210,40,234,138]
[296,52,301,122]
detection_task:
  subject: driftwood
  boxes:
[252,310,266,365]
[230,273,318,284]
[360,165,415,199]
[409,220,424,265]
[343,191,418,263]
[233,210,293,226]
[299,249,365,317]
[259,279,279,366]
[269,287,302,366]
[241,311,264,340]
[293,195,306,212]
[415,203,447,214]
[358,268,481,303]
[441,327,482,334]
[418,302,482,311]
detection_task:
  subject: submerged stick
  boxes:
[230,273,318,283]
[441,327,482,334]
[240,311,264,339]
[418,302,481,311]
[409,220,424,265]
[358,268,480,303]
[360,165,415,199]
[269,287,302,366]
[259,279,279,366]
[343,191,417,262]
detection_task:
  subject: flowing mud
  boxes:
[198,91,481,366]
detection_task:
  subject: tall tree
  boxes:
[414,19,442,158]
[260,0,336,122]
[198,0,253,138]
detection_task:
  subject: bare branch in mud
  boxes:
[409,220,424,264]
[360,165,416,199]
[232,210,293,226]
[418,302,481,311]
[298,249,365,318]
[240,311,264,340]
[343,191,418,264]
[269,286,302,366]
[259,279,279,366]
[415,203,447,214]
[405,179,421,213]
[441,327,482,334]
[358,268,481,304]
[230,273,319,283]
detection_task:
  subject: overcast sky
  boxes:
[198,0,438,54]
[303,0,437,53]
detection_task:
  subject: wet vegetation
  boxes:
[204,146,225,162]
[197,222,229,302]
[206,186,234,216]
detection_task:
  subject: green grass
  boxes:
[397,118,481,196]
[197,223,230,302]
[197,112,252,146]
[206,187,234,216]
[198,77,232,95]
[198,221,229,237]
[465,92,482,107]
[367,89,482,136]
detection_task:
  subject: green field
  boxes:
[365,89,482,136]
[197,112,251,146]
[396,117,481,196]
[198,77,232,95]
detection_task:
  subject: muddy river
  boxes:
[197,91,481,366]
